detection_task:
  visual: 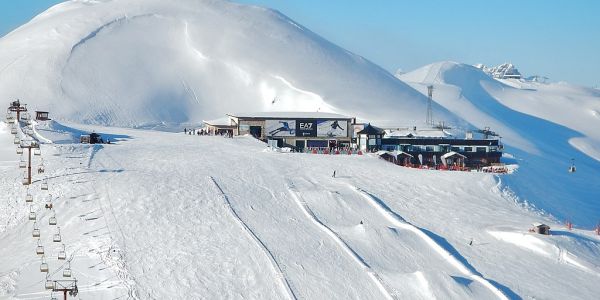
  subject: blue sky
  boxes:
[1,0,598,87]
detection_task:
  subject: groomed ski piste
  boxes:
[2,120,599,299]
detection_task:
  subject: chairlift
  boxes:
[49,212,57,226]
[58,244,66,260]
[22,177,29,185]
[568,158,576,173]
[40,255,49,272]
[19,159,26,169]
[36,239,45,255]
[38,163,45,174]
[32,221,40,238]
[34,148,41,156]
[41,180,48,191]
[45,275,54,290]
[13,137,20,144]
[10,127,17,134]
[63,262,72,277]
[53,227,62,243]
[26,193,33,203]
[50,292,58,300]
[28,206,36,221]
[16,147,23,154]
[45,195,53,209]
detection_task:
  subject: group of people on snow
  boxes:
[184,128,233,138]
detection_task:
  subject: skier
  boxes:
[469,238,473,246]
[332,170,336,178]
[269,121,294,136]
[326,120,344,137]
[184,128,187,134]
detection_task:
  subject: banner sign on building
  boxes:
[317,120,347,137]
[265,120,296,137]
[295,120,317,137]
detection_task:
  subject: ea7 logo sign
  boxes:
[299,122,313,129]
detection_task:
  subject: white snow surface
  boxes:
[0,0,454,128]
[1,0,600,299]
[1,122,600,300]
[399,61,600,228]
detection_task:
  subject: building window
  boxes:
[476,147,487,153]
[425,146,434,152]
[451,146,461,152]
[464,147,473,152]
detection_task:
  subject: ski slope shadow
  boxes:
[208,176,298,300]
[286,181,396,300]
[349,185,520,300]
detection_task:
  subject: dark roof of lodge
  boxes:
[382,137,500,146]
[357,124,385,135]
[227,112,353,120]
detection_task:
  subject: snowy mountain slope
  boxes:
[1,123,600,299]
[398,62,600,228]
[0,0,455,128]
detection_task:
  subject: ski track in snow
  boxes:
[208,176,297,300]
[93,149,139,300]
[348,184,509,300]
[286,181,396,300]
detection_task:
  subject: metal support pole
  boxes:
[28,147,32,185]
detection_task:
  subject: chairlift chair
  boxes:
[38,159,45,174]
[50,292,58,300]
[28,206,36,221]
[49,212,57,226]
[40,255,49,272]
[53,227,61,243]
[36,239,45,255]
[19,159,26,168]
[13,137,20,144]
[568,158,576,173]
[16,147,23,154]
[22,177,29,185]
[32,221,40,238]
[45,195,53,209]
[34,148,41,156]
[26,193,33,203]
[63,262,72,277]
[10,127,17,134]
[58,244,66,260]
[41,180,48,191]
[45,275,54,290]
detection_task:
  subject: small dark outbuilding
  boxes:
[357,123,385,152]
[35,111,50,121]
[532,223,550,235]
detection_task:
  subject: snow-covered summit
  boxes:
[475,63,522,80]
[0,0,452,128]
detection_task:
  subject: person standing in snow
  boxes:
[332,170,336,178]
[184,128,187,134]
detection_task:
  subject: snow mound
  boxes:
[0,0,454,128]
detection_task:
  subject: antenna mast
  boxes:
[426,85,434,126]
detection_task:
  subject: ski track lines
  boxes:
[208,176,297,300]
[350,185,509,300]
[286,184,395,300]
